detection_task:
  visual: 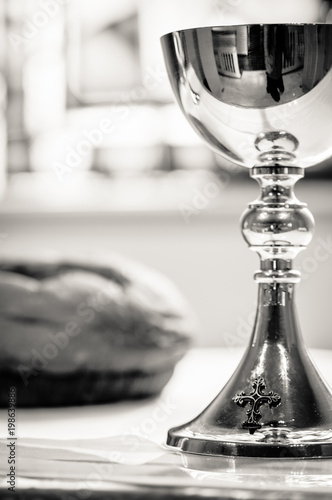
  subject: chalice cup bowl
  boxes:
[161,24,332,458]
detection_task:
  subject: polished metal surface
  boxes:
[242,166,314,284]
[162,24,332,458]
[161,24,332,169]
[168,280,332,457]
[166,167,332,457]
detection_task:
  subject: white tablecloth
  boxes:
[1,348,332,499]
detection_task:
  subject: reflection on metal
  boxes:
[263,285,286,307]
[161,24,332,168]
[213,31,241,78]
[233,378,281,435]
[254,131,299,163]
[161,24,332,458]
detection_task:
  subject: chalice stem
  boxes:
[167,166,332,457]
[235,165,332,437]
[242,166,314,286]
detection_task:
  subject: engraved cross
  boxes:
[233,377,281,434]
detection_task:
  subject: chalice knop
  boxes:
[161,24,332,458]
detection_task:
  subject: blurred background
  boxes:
[0,0,332,349]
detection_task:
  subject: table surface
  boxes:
[1,347,332,499]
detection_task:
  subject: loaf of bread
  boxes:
[0,254,195,407]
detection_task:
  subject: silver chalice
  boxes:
[161,24,332,458]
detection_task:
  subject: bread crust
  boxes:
[0,254,194,406]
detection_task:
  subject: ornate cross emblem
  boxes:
[233,377,281,434]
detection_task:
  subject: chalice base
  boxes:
[167,322,332,458]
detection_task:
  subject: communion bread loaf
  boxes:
[0,254,195,407]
